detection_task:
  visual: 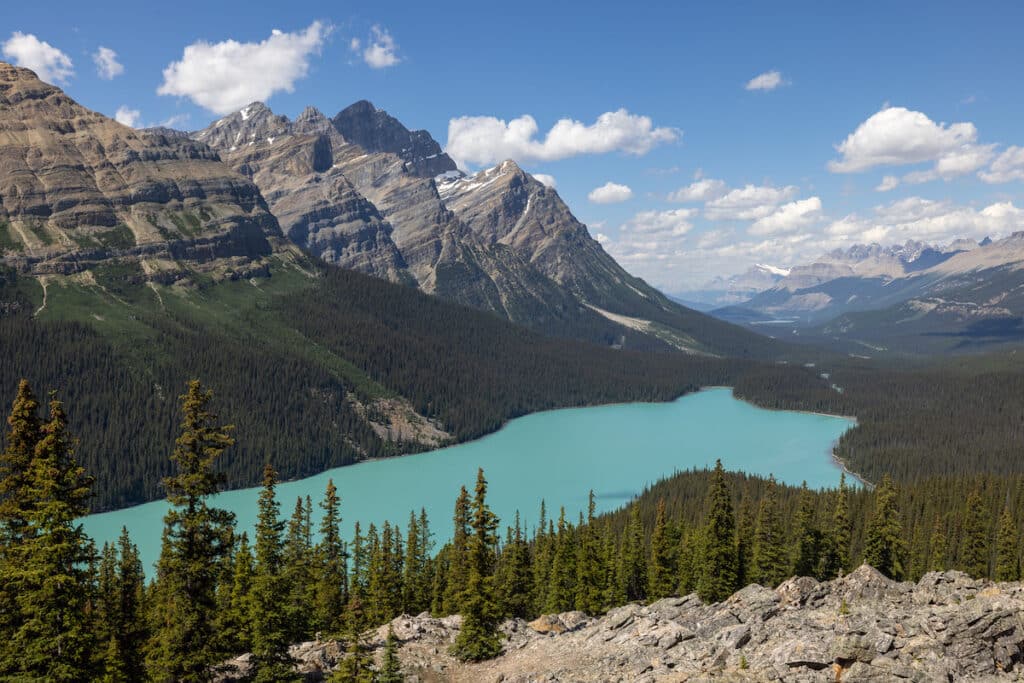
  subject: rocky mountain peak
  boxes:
[194,102,291,150]
[331,100,457,177]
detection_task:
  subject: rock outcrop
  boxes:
[240,567,1024,681]
[0,62,283,276]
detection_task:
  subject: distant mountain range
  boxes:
[702,235,1024,353]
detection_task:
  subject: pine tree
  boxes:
[575,491,605,614]
[864,474,905,580]
[0,379,42,652]
[735,498,755,588]
[820,473,851,579]
[350,521,368,602]
[927,514,947,572]
[450,469,502,661]
[498,511,533,619]
[223,533,256,653]
[792,482,821,578]
[442,486,471,615]
[5,394,97,680]
[618,502,648,602]
[251,464,296,682]
[402,510,425,615]
[697,460,737,602]
[531,500,554,613]
[960,489,990,578]
[752,477,787,587]
[545,507,576,613]
[148,380,236,682]
[102,528,147,682]
[648,499,676,600]
[676,525,699,596]
[377,625,403,683]
[314,479,348,637]
[996,505,1020,581]
[283,496,314,641]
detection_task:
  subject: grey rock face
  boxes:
[0,62,282,274]
[250,566,1024,682]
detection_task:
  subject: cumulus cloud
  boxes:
[157,22,329,115]
[114,106,142,128]
[668,178,727,202]
[828,106,985,177]
[588,181,633,204]
[446,109,679,166]
[2,32,74,83]
[824,197,1024,245]
[876,175,900,192]
[623,209,696,237]
[532,173,557,188]
[749,197,823,235]
[980,146,1024,184]
[360,25,400,68]
[704,184,799,221]
[745,70,786,91]
[93,46,123,80]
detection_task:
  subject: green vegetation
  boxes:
[4,380,1024,679]
[27,222,53,245]
[95,224,137,250]
[0,223,23,253]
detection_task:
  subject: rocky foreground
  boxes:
[223,565,1024,681]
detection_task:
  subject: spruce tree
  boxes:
[575,491,605,614]
[960,489,990,578]
[996,505,1020,581]
[498,511,533,619]
[450,469,502,661]
[864,474,905,580]
[820,473,851,579]
[148,380,236,682]
[442,486,471,615]
[332,596,373,682]
[377,625,403,683]
[103,527,147,682]
[648,499,676,600]
[251,463,296,682]
[927,514,947,572]
[697,460,738,602]
[752,477,787,587]
[5,395,97,681]
[735,498,755,588]
[545,507,577,613]
[314,479,348,636]
[618,502,647,602]
[283,496,314,642]
[224,533,255,654]
[792,482,821,578]
[0,379,42,652]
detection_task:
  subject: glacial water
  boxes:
[82,387,855,572]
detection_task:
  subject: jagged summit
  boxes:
[332,100,457,177]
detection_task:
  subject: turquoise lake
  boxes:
[82,387,855,572]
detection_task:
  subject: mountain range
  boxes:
[707,236,1024,353]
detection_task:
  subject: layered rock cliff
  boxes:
[0,62,282,276]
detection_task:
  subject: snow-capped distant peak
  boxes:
[755,263,790,277]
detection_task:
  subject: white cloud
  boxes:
[588,181,634,204]
[875,175,900,192]
[93,46,123,80]
[157,22,329,115]
[114,106,142,128]
[745,70,786,91]
[623,209,696,237]
[668,178,727,202]
[349,37,361,52]
[749,197,823,235]
[980,146,1024,184]
[446,109,679,166]
[828,106,983,176]
[2,32,74,84]
[824,197,1024,245]
[531,173,557,188]
[704,184,798,221]
[593,232,611,245]
[361,25,400,68]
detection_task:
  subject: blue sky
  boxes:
[4,1,1024,291]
